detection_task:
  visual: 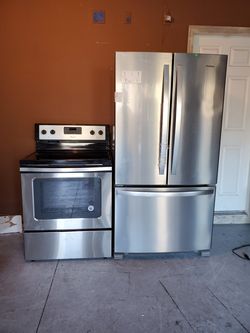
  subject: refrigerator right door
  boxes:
[168,53,227,186]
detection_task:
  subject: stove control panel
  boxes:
[37,125,107,141]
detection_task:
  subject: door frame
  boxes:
[187,25,250,52]
[187,25,250,216]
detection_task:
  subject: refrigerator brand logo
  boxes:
[122,70,142,84]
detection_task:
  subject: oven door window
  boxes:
[33,178,101,219]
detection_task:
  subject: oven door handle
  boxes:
[20,167,112,173]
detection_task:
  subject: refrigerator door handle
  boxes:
[171,65,183,175]
[159,64,170,175]
[117,189,214,197]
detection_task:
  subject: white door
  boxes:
[192,35,250,212]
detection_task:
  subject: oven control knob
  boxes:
[90,130,95,135]
[88,205,94,212]
[98,130,103,136]
[41,130,47,135]
[50,129,55,135]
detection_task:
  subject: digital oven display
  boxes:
[64,127,82,135]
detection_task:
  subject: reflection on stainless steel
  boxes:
[24,231,111,260]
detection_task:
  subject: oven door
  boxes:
[20,167,112,231]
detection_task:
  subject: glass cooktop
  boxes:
[20,150,112,167]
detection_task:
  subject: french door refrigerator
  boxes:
[114,52,227,256]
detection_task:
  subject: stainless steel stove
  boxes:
[20,124,112,260]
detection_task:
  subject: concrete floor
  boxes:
[0,225,250,333]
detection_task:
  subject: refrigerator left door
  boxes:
[115,52,172,185]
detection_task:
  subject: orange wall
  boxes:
[1,0,250,215]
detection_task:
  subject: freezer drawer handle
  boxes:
[117,189,214,197]
[171,65,183,175]
[159,64,170,175]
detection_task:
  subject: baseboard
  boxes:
[214,214,250,224]
[215,210,247,215]
[0,215,23,234]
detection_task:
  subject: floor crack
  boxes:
[207,287,250,333]
[36,261,59,333]
[159,280,196,332]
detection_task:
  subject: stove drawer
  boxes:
[24,230,112,260]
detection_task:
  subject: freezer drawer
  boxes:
[24,230,112,260]
[115,187,215,254]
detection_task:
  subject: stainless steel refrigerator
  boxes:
[114,52,227,256]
